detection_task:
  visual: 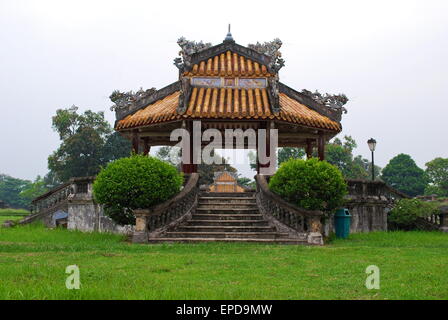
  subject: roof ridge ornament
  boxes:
[109,87,157,112]
[174,37,212,72]
[300,89,349,114]
[248,38,285,72]
[223,24,234,43]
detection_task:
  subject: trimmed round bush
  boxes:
[93,155,183,225]
[269,158,347,212]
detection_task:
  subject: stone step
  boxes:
[192,214,263,221]
[199,196,255,201]
[147,237,309,245]
[200,193,255,198]
[186,219,268,226]
[164,231,289,239]
[176,225,275,233]
[198,201,257,206]
[144,190,311,245]
[196,208,259,214]
[197,205,258,211]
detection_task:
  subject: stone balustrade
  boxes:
[132,173,200,243]
[255,175,324,245]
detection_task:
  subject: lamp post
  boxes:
[367,138,377,181]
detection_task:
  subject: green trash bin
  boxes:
[334,208,351,238]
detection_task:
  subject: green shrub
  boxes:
[93,155,183,225]
[269,158,347,212]
[388,198,439,231]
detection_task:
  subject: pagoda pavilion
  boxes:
[112,30,346,174]
[27,31,417,245]
[209,171,245,193]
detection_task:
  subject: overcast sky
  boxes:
[1,0,447,181]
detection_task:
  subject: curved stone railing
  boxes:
[345,179,410,204]
[30,183,71,213]
[132,173,200,243]
[21,177,95,225]
[255,175,324,245]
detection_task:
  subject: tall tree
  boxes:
[424,157,448,197]
[103,132,132,162]
[48,106,130,182]
[381,154,427,197]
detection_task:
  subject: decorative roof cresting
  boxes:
[110,87,157,112]
[247,38,285,73]
[174,38,212,71]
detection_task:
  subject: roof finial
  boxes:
[224,24,234,43]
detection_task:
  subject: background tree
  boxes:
[277,148,305,167]
[247,150,258,170]
[249,148,306,169]
[103,132,132,162]
[325,136,381,180]
[424,157,448,197]
[381,153,427,197]
[388,198,439,230]
[250,136,380,179]
[237,176,256,189]
[0,174,31,208]
[0,173,59,209]
[42,170,61,190]
[155,146,181,167]
[48,106,130,182]
[155,147,237,185]
[19,176,48,207]
[198,149,237,185]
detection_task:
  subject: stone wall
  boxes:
[323,202,389,236]
[322,179,405,236]
[30,177,133,235]
[67,182,133,234]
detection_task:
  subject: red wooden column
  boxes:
[258,121,276,175]
[181,121,198,174]
[306,138,313,159]
[318,131,325,161]
[255,122,262,175]
[143,137,150,156]
[132,130,140,154]
[255,132,260,175]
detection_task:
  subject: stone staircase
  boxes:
[148,192,308,244]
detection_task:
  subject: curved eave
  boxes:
[115,90,341,133]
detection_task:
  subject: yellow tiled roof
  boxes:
[278,93,341,131]
[115,91,341,131]
[185,87,272,119]
[184,51,272,77]
[116,92,179,129]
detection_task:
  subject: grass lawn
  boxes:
[0,216,24,224]
[0,209,29,224]
[0,224,447,300]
